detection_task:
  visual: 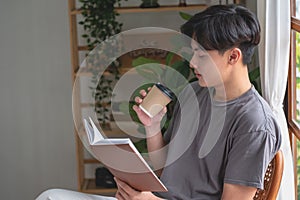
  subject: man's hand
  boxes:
[133,88,167,127]
[114,178,163,200]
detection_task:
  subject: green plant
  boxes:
[179,11,192,21]
[248,66,261,94]
[79,0,126,127]
[79,0,124,50]
[294,32,300,200]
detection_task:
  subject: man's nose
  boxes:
[189,54,197,69]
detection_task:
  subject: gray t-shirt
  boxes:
[155,82,281,200]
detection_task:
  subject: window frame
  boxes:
[289,0,300,198]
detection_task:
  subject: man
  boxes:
[116,4,281,200]
[36,4,281,200]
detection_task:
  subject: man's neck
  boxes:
[214,67,252,101]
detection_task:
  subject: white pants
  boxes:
[35,189,117,200]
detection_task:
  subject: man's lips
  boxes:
[195,72,202,78]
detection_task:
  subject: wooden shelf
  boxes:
[75,67,136,77]
[78,45,89,51]
[71,4,207,15]
[76,70,113,77]
[82,179,117,195]
[115,4,207,13]
[84,158,100,164]
[80,102,110,108]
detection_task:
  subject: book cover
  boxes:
[84,117,167,192]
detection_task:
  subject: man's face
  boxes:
[190,39,229,88]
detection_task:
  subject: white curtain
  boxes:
[257,1,295,200]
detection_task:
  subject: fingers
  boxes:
[115,178,137,192]
[139,89,147,97]
[135,89,147,104]
[133,105,144,116]
[116,188,129,200]
[115,191,125,200]
[115,178,138,200]
[135,87,152,104]
[160,107,167,116]
[132,104,150,120]
[135,96,142,104]
[152,106,167,122]
[115,180,128,200]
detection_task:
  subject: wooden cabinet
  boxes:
[67,0,211,195]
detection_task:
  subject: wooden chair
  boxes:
[253,150,284,200]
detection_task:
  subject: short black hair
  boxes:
[181,4,260,65]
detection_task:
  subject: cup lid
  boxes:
[155,83,175,100]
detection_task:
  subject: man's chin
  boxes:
[197,79,208,87]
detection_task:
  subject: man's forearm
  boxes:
[145,123,167,172]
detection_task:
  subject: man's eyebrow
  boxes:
[195,49,207,54]
[192,46,201,51]
[191,45,205,52]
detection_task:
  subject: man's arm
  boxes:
[133,104,167,174]
[221,183,257,200]
[133,89,168,173]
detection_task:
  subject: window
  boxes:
[289,0,300,199]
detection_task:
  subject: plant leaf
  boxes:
[179,12,193,21]
[135,67,160,82]
[164,61,189,88]
[171,60,190,79]
[166,52,175,66]
[132,57,163,80]
[248,67,260,82]
[132,57,159,67]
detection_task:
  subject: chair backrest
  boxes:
[253,150,284,200]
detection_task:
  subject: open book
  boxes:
[84,117,167,192]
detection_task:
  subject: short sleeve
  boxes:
[224,130,278,189]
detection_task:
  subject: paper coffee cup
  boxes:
[139,83,174,118]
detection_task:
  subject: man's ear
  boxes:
[228,48,241,65]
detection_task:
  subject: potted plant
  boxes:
[79,0,126,129]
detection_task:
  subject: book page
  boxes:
[89,117,104,142]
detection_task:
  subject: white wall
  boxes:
[0,0,76,199]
